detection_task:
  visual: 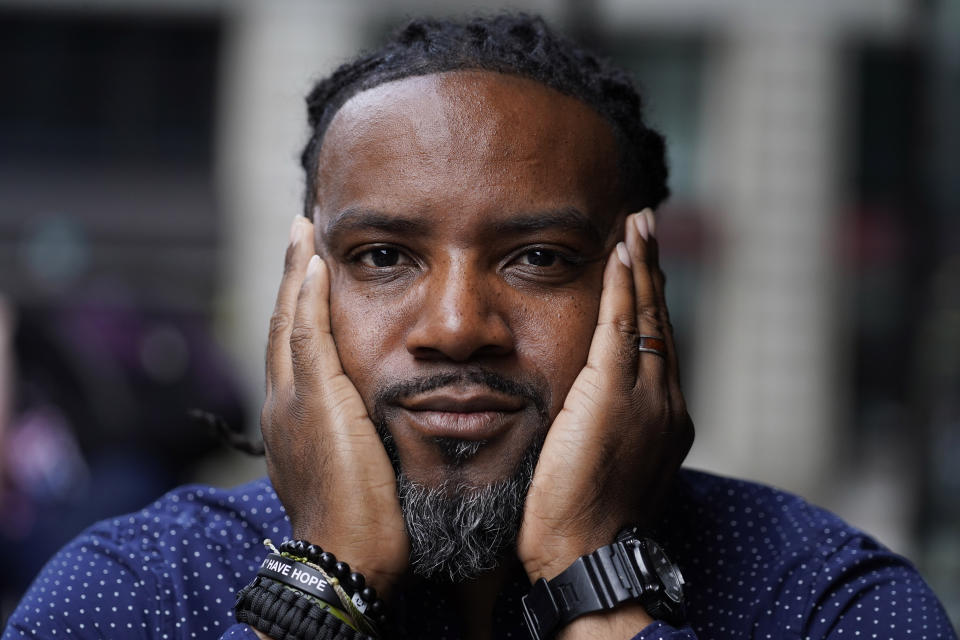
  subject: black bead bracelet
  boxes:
[279,539,388,627]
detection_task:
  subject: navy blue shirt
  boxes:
[3,469,955,639]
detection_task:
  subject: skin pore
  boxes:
[313,71,624,492]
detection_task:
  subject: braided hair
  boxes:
[300,13,669,216]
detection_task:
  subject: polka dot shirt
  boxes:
[3,469,955,639]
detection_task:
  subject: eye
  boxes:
[505,246,585,284]
[357,247,409,268]
[518,249,558,267]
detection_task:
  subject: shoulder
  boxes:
[82,475,289,600]
[75,475,288,571]
[90,476,288,544]
[669,468,872,556]
[662,469,955,638]
[4,477,286,639]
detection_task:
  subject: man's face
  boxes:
[313,70,624,490]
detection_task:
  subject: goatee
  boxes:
[371,368,549,582]
[397,435,542,582]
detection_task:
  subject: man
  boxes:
[3,13,954,640]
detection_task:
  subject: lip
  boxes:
[401,390,525,413]
[397,390,525,439]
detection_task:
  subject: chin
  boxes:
[397,440,542,582]
[381,427,546,582]
[409,443,534,490]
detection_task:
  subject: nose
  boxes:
[405,257,514,362]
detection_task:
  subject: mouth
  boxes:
[397,389,526,440]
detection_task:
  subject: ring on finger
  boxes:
[637,334,667,358]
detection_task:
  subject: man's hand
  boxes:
[517,209,694,585]
[260,215,409,596]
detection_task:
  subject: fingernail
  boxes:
[634,210,649,241]
[616,242,631,268]
[644,208,656,237]
[290,215,305,245]
[307,254,320,276]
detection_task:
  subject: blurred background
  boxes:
[0,0,957,627]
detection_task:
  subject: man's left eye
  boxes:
[519,249,558,267]
[358,247,408,268]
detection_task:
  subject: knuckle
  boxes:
[634,383,666,414]
[638,306,665,333]
[612,313,639,339]
[288,323,313,349]
[259,403,275,433]
[639,305,661,324]
[259,395,289,436]
[268,311,292,337]
[288,325,319,373]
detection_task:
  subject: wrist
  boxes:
[273,539,390,631]
[314,546,405,600]
[292,528,408,599]
[520,531,686,639]
[520,532,614,583]
[555,602,654,640]
[235,577,369,640]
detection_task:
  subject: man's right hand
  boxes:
[260,215,409,597]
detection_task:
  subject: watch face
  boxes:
[645,540,683,602]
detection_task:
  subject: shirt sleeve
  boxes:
[219,624,262,639]
[631,621,698,639]
[2,528,176,639]
[799,534,957,639]
[2,530,254,640]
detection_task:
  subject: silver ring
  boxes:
[637,335,666,358]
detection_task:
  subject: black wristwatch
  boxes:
[521,528,685,640]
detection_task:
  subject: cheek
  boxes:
[512,287,601,418]
[328,273,408,408]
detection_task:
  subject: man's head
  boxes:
[300,14,668,219]
[301,14,668,581]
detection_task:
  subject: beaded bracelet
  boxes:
[277,539,389,628]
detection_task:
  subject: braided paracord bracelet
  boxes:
[235,576,374,640]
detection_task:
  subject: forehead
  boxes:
[313,70,622,233]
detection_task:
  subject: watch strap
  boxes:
[521,543,645,640]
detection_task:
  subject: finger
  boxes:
[266,215,315,394]
[644,210,683,395]
[291,255,386,451]
[625,209,667,382]
[544,242,637,461]
[290,254,342,383]
[582,238,639,387]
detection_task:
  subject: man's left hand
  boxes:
[517,208,694,584]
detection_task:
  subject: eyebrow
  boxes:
[321,205,606,249]
[322,208,431,249]
[492,207,606,246]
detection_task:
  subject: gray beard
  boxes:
[370,368,549,583]
[376,422,543,582]
[397,437,542,582]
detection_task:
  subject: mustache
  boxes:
[370,368,550,473]
[372,368,548,416]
